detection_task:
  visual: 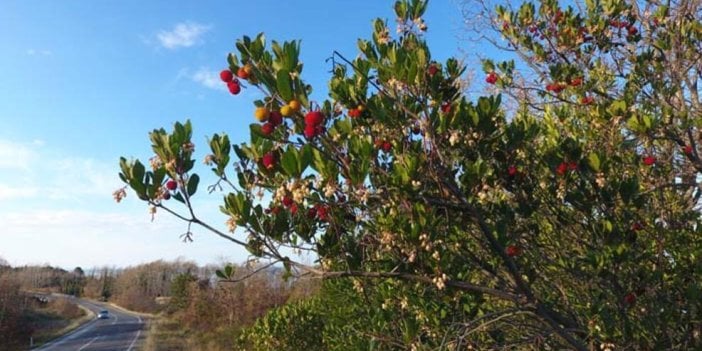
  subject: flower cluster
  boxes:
[112,187,127,203]
[274,179,311,205]
[432,273,448,290]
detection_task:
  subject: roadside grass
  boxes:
[143,316,189,351]
[28,298,93,347]
[144,314,238,351]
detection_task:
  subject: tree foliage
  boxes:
[118,0,702,348]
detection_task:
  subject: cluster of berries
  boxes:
[555,161,578,176]
[610,19,639,36]
[219,65,251,95]
[281,195,298,215]
[307,204,330,222]
[348,105,363,119]
[304,110,325,139]
[161,179,178,200]
[374,139,392,153]
[257,100,302,137]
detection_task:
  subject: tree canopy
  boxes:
[118,0,702,348]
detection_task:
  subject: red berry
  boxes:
[627,26,638,36]
[624,292,636,305]
[643,156,656,166]
[261,122,274,136]
[568,161,578,171]
[262,152,276,169]
[610,20,628,29]
[166,179,178,191]
[580,96,594,105]
[304,124,317,139]
[348,109,361,118]
[227,81,241,95]
[546,83,565,93]
[264,208,272,215]
[381,141,392,152]
[282,196,293,208]
[427,64,439,76]
[554,10,563,23]
[316,206,329,221]
[315,125,326,136]
[307,207,317,219]
[506,245,521,257]
[507,165,518,177]
[570,77,583,87]
[271,206,281,215]
[305,111,324,126]
[486,72,498,84]
[290,203,298,215]
[268,111,283,126]
[219,69,233,82]
[630,222,644,231]
[440,102,451,114]
[162,192,171,200]
[683,145,693,155]
[556,162,568,176]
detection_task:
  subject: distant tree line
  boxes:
[0,255,327,350]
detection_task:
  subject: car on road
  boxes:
[97,310,109,319]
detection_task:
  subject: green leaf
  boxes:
[587,153,601,172]
[187,174,200,196]
[276,69,293,102]
[310,148,327,176]
[281,147,299,177]
[299,144,312,175]
[224,264,235,278]
[173,192,185,204]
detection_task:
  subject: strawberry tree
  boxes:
[118,0,702,348]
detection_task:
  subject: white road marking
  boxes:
[77,336,100,351]
[126,329,142,351]
[32,299,147,351]
[34,319,97,350]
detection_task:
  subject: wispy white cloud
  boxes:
[0,184,39,200]
[46,157,122,200]
[0,138,251,268]
[0,138,122,202]
[1,209,139,231]
[26,49,53,56]
[0,139,38,170]
[191,67,226,91]
[156,22,211,49]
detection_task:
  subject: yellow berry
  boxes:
[280,105,293,117]
[288,100,301,112]
[254,107,269,122]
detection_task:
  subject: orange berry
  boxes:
[280,105,293,117]
[288,100,301,112]
[254,107,269,122]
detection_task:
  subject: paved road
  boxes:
[34,298,146,351]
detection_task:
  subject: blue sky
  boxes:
[0,0,490,269]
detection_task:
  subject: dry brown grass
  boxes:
[29,297,91,347]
